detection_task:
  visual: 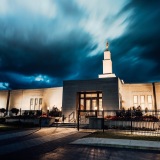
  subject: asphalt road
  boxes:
[0,127,160,160]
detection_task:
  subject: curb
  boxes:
[70,143,160,151]
[70,138,160,151]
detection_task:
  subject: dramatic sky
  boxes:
[0,0,160,90]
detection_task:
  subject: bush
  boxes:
[23,111,29,116]
[0,108,6,113]
[10,108,19,115]
[49,107,62,117]
[29,111,34,116]
[141,115,159,122]
[36,110,42,117]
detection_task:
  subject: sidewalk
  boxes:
[71,137,160,151]
[0,127,160,156]
[0,128,78,155]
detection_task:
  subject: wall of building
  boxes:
[43,87,63,112]
[9,89,44,111]
[118,78,124,109]
[0,87,63,113]
[120,83,157,110]
[62,78,119,120]
[155,83,160,110]
[0,80,159,117]
[0,90,8,108]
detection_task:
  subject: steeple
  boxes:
[98,42,116,78]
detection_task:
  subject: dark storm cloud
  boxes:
[0,0,160,89]
[111,0,160,83]
[0,0,95,89]
[0,27,94,89]
[0,29,92,76]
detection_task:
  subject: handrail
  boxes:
[69,111,75,122]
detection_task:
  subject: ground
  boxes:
[0,127,160,160]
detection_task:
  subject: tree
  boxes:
[0,108,6,117]
[49,107,61,117]
[10,108,19,116]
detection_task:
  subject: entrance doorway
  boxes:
[78,91,102,117]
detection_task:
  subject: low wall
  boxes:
[105,120,160,130]
[5,117,55,126]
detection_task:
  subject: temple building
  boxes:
[0,43,160,121]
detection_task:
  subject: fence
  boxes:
[77,109,160,135]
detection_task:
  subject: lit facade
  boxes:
[0,87,63,114]
[0,43,160,121]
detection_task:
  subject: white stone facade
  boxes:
[0,87,63,113]
[119,81,160,110]
[0,43,160,115]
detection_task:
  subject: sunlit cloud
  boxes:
[77,0,131,56]
[0,82,9,89]
[34,75,51,83]
[0,0,57,18]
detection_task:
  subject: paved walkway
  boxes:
[71,137,160,151]
[0,127,78,155]
[0,127,160,159]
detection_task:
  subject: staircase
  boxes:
[50,122,77,128]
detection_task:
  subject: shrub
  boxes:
[49,107,61,117]
[29,111,34,116]
[36,110,42,117]
[0,108,6,113]
[23,110,29,116]
[10,108,19,115]
[0,108,6,117]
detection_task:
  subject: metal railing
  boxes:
[77,109,160,135]
[69,111,75,123]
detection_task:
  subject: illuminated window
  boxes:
[86,99,90,110]
[140,95,145,109]
[80,94,84,98]
[86,93,97,98]
[79,92,102,111]
[39,98,42,105]
[30,98,33,105]
[147,95,152,110]
[99,93,102,97]
[80,99,84,110]
[30,98,34,110]
[92,99,97,110]
[35,98,38,105]
[99,99,103,110]
[133,95,138,107]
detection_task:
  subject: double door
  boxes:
[86,98,97,111]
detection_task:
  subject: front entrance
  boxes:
[78,91,102,117]
[85,99,97,110]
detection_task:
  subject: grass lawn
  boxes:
[86,130,160,141]
[0,124,20,132]
[0,123,39,132]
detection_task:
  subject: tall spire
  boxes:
[98,42,116,78]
